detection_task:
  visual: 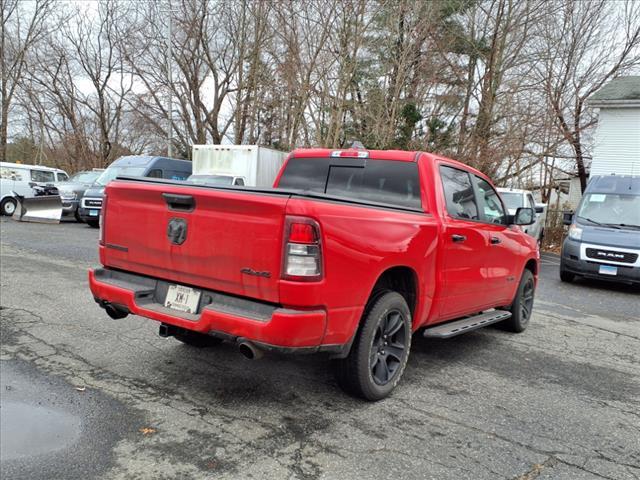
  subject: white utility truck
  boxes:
[191,145,287,187]
[1,162,69,220]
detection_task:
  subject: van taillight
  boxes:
[99,194,107,245]
[282,216,322,281]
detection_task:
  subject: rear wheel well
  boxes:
[524,259,537,276]
[368,267,418,317]
[334,266,418,360]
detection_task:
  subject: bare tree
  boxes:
[0,0,52,161]
[536,0,640,192]
[6,0,640,181]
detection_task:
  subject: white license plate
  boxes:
[89,209,99,216]
[599,265,617,276]
[164,285,201,314]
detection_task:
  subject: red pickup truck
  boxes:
[89,148,539,400]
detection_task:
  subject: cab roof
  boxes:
[289,148,492,182]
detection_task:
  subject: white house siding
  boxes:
[591,108,640,176]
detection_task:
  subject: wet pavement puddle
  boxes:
[1,401,81,461]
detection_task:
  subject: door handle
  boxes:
[162,193,195,212]
[490,236,501,245]
[451,234,467,243]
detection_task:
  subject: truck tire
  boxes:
[502,269,535,333]
[334,291,412,401]
[174,331,222,348]
[1,197,17,216]
[559,261,574,283]
[87,219,99,228]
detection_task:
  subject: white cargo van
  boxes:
[0,162,69,216]
[191,145,287,187]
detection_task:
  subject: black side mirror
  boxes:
[511,207,535,225]
[562,211,573,226]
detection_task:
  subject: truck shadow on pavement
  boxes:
[408,330,637,404]
[563,277,640,294]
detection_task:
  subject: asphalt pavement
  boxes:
[1,217,639,480]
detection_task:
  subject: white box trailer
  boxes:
[191,145,287,187]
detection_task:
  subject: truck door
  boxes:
[438,165,490,319]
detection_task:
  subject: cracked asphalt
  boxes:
[1,217,639,480]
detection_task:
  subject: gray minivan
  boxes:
[560,175,640,285]
[78,156,192,227]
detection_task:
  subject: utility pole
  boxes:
[166,0,173,157]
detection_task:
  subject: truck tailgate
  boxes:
[102,180,289,303]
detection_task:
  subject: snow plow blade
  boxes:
[11,193,63,223]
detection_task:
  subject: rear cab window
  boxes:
[277,158,421,210]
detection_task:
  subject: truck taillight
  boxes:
[282,216,322,281]
[99,194,107,245]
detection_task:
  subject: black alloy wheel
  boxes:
[334,291,412,401]
[519,276,535,325]
[370,309,408,385]
[502,269,535,333]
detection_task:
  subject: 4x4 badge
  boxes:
[241,268,271,278]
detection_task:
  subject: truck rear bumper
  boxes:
[88,268,341,353]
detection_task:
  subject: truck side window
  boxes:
[57,172,69,181]
[31,170,56,183]
[234,178,245,186]
[440,166,478,220]
[475,176,506,224]
[147,169,163,178]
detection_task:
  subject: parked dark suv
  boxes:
[561,175,640,285]
[79,156,192,227]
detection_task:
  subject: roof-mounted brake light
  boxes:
[330,150,369,158]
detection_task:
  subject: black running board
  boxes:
[423,310,512,339]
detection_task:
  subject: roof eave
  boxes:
[588,99,640,108]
